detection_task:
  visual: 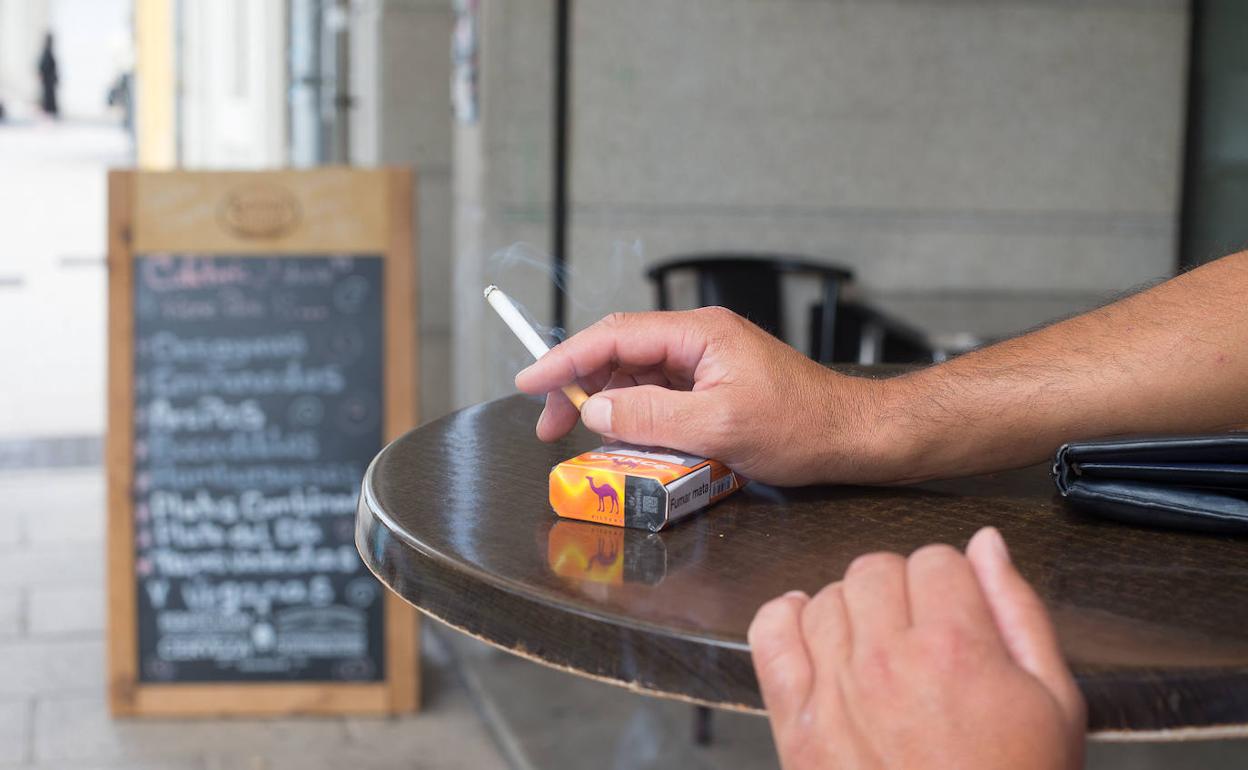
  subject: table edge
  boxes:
[358,396,1248,735]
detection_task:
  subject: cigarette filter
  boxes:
[549,444,742,531]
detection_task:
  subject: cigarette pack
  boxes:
[546,521,668,585]
[549,444,743,531]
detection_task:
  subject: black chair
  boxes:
[647,254,937,364]
[646,254,854,362]
[813,300,936,364]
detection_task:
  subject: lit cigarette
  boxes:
[484,285,590,410]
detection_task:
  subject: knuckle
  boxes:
[545,346,576,379]
[697,305,738,325]
[628,396,658,439]
[807,581,844,613]
[913,623,974,669]
[799,584,847,641]
[846,551,904,578]
[699,402,736,454]
[748,597,789,645]
[600,311,630,329]
[752,639,798,683]
[852,641,897,685]
[909,543,962,570]
[803,579,843,609]
[625,386,662,438]
[691,306,745,354]
[695,306,746,340]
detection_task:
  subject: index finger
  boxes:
[514,310,710,396]
[750,591,815,729]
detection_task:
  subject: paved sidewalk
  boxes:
[0,467,508,770]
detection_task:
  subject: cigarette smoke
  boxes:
[482,240,650,402]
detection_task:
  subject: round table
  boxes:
[357,395,1248,738]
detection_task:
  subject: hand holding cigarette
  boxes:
[513,306,899,486]
[516,252,1248,489]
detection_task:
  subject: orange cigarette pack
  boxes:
[549,444,743,531]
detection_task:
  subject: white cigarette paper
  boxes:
[484,285,590,410]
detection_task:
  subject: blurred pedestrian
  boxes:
[38,32,59,119]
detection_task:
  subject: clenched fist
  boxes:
[748,527,1085,770]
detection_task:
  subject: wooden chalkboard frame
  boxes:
[106,169,420,716]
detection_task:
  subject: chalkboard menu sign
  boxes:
[107,171,418,716]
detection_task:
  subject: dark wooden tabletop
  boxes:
[357,394,1248,738]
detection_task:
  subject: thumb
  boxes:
[966,527,1085,729]
[581,385,715,452]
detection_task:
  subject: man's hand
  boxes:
[515,307,901,486]
[749,527,1086,770]
[518,253,1248,484]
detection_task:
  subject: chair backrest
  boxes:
[646,254,853,361]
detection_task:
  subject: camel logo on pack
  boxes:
[587,536,620,570]
[610,457,639,469]
[585,475,619,514]
[218,184,302,239]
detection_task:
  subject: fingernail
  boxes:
[515,364,535,384]
[581,395,612,433]
[783,590,809,600]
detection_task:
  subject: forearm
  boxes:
[875,252,1248,482]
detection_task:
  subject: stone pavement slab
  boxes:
[332,655,511,770]
[204,673,506,763]
[1086,740,1248,770]
[27,584,104,637]
[0,638,103,698]
[439,627,780,770]
[197,661,508,770]
[23,630,507,770]
[0,504,20,548]
[0,541,103,588]
[34,695,348,765]
[27,760,206,770]
[0,590,21,638]
[0,698,32,766]
[1,469,106,544]
[204,748,488,770]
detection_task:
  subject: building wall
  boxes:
[563,0,1188,330]
[178,0,286,168]
[453,0,555,408]
[452,0,1190,407]
[355,0,456,422]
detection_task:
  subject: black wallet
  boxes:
[1052,434,1248,534]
